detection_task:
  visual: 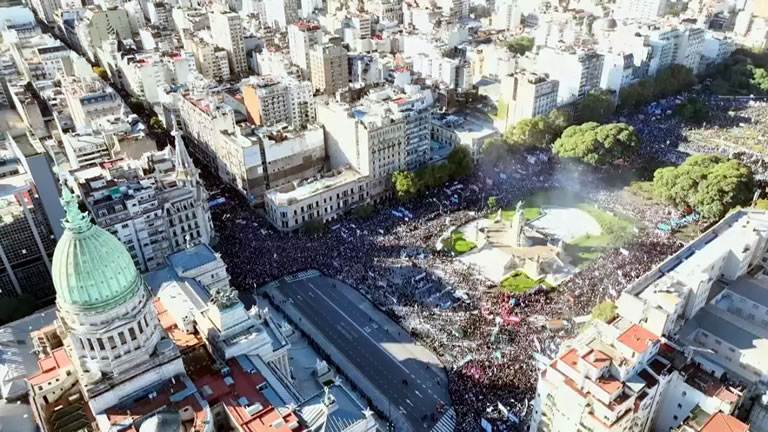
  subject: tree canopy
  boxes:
[503,108,570,148]
[503,35,534,56]
[653,154,754,220]
[619,65,696,110]
[591,300,617,323]
[710,51,768,96]
[576,89,616,124]
[553,122,639,166]
[392,147,475,199]
[674,96,710,123]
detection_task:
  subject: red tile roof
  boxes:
[617,324,659,354]
[699,412,748,432]
[28,348,72,386]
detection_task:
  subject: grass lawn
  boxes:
[565,204,635,267]
[626,181,656,202]
[442,231,476,254]
[500,270,552,294]
[756,200,768,210]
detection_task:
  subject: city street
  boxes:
[265,274,452,430]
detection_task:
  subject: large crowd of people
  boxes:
[192,141,687,431]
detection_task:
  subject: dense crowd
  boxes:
[623,95,768,177]
[192,144,686,431]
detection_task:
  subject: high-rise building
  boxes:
[388,91,432,170]
[264,0,300,30]
[492,0,521,31]
[317,98,406,198]
[0,131,59,303]
[209,6,248,77]
[213,125,325,203]
[177,92,237,168]
[288,21,323,75]
[309,43,349,96]
[368,0,403,24]
[647,25,706,75]
[614,0,669,20]
[186,37,231,81]
[537,47,603,105]
[73,131,213,272]
[242,76,315,129]
[501,71,559,129]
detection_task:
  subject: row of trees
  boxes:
[392,147,474,199]
[502,108,570,148]
[618,64,697,110]
[710,52,768,96]
[653,154,754,220]
[553,122,640,166]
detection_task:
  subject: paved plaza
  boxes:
[263,273,452,431]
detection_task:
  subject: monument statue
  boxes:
[210,286,240,309]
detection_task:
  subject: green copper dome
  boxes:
[52,185,140,311]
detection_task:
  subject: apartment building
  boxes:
[537,47,603,105]
[243,76,316,129]
[288,21,323,74]
[209,6,248,77]
[431,113,499,163]
[647,25,706,75]
[614,0,669,21]
[388,91,432,170]
[265,167,369,231]
[531,209,768,432]
[213,125,326,203]
[367,0,403,24]
[62,76,123,132]
[62,133,112,169]
[74,135,212,272]
[317,99,406,198]
[177,92,237,169]
[186,37,230,82]
[310,43,349,96]
[78,6,132,61]
[500,71,559,129]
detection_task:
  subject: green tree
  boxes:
[352,204,374,218]
[0,294,38,325]
[591,300,617,323]
[576,89,616,124]
[653,155,754,220]
[303,218,326,235]
[674,96,710,123]
[446,146,474,180]
[553,122,639,166]
[149,116,164,129]
[503,35,534,55]
[487,196,499,209]
[505,117,552,147]
[481,138,509,166]
[392,170,420,199]
[93,66,108,80]
[547,108,570,135]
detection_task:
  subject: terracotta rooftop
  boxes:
[582,349,611,369]
[28,347,72,386]
[154,298,205,350]
[594,376,622,394]
[559,348,580,371]
[617,324,659,354]
[699,412,748,432]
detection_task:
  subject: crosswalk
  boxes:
[431,407,456,432]
[284,269,321,283]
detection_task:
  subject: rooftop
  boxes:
[617,324,659,354]
[167,243,219,274]
[699,412,748,432]
[266,168,365,205]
